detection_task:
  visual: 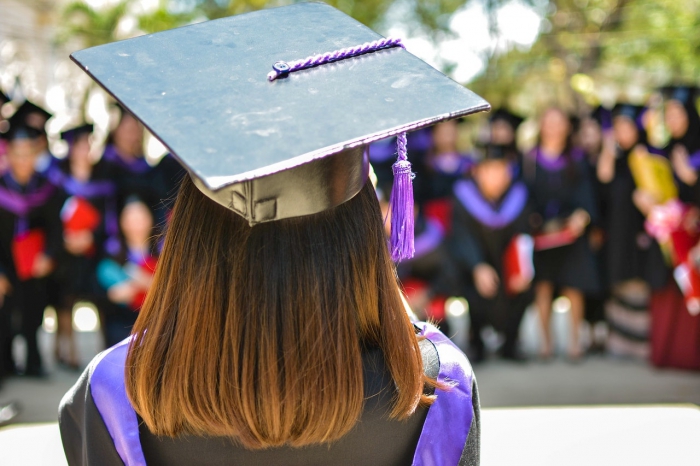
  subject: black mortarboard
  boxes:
[489,108,524,130]
[589,105,612,131]
[70,3,488,230]
[0,91,8,106]
[612,103,646,129]
[472,143,518,162]
[61,123,94,145]
[13,100,52,133]
[1,110,43,141]
[660,85,699,107]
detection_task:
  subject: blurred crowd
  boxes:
[0,93,184,390]
[1,82,700,426]
[373,85,700,369]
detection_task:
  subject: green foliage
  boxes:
[472,0,700,115]
[58,0,131,47]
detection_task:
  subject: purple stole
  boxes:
[0,174,56,234]
[102,145,151,174]
[413,218,445,258]
[89,322,475,466]
[454,179,528,229]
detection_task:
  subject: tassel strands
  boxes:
[390,132,415,262]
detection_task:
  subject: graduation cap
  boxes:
[0,91,8,106]
[489,108,524,130]
[70,2,489,260]
[1,110,43,141]
[612,103,646,129]
[61,123,94,145]
[13,100,52,134]
[472,143,518,163]
[660,85,699,107]
[589,105,612,132]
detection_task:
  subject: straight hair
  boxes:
[125,176,433,448]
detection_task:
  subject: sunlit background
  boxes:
[1,0,700,465]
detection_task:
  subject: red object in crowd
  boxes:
[128,255,158,310]
[12,229,46,281]
[401,278,446,322]
[423,198,453,234]
[503,234,535,296]
[533,226,579,251]
[61,196,102,232]
[673,262,700,316]
[650,280,700,371]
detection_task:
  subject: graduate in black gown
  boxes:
[576,106,609,343]
[102,106,184,228]
[378,182,455,335]
[661,86,700,205]
[450,144,533,362]
[52,124,118,368]
[647,86,700,370]
[488,108,524,175]
[59,5,486,464]
[524,107,600,360]
[96,197,158,347]
[11,101,66,322]
[0,118,63,377]
[596,103,661,358]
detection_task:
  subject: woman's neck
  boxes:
[70,160,92,182]
[540,140,566,158]
[126,238,149,253]
[114,143,139,161]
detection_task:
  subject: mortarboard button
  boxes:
[271,62,291,79]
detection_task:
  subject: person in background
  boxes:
[575,106,610,352]
[661,86,700,205]
[450,144,533,362]
[646,86,700,370]
[597,104,661,358]
[421,119,472,231]
[525,107,600,361]
[12,100,59,180]
[12,100,66,339]
[489,108,524,149]
[378,182,455,337]
[0,115,63,377]
[102,106,184,227]
[53,124,118,369]
[96,197,157,347]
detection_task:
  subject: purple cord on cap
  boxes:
[267,37,405,81]
[267,36,415,262]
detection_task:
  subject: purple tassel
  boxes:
[390,132,415,262]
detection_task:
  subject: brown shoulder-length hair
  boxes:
[125,175,433,448]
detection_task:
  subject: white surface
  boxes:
[2,406,699,465]
[481,405,700,466]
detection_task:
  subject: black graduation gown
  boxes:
[59,334,481,466]
[102,146,184,226]
[524,148,601,293]
[602,148,665,287]
[397,215,454,297]
[449,179,533,354]
[0,172,64,375]
[54,159,119,306]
